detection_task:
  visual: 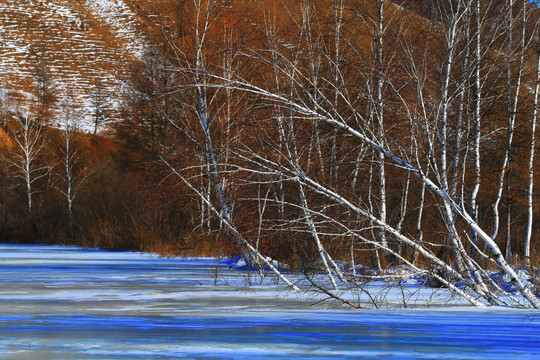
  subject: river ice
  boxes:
[0,244,539,359]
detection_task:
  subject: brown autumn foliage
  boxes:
[111,0,540,268]
[0,0,539,273]
[0,128,11,151]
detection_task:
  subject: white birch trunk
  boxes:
[492,0,525,248]
[470,0,482,250]
[8,115,49,214]
[297,182,339,290]
[375,0,388,251]
[219,77,540,307]
[525,49,540,267]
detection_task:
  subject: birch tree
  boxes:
[162,0,282,273]
[54,96,90,238]
[525,48,540,267]
[7,114,49,213]
[160,0,540,308]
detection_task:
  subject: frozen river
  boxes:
[1,244,539,359]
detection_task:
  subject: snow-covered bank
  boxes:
[1,244,539,359]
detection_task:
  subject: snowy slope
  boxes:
[0,0,149,130]
[84,0,146,58]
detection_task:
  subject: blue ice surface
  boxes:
[1,243,539,359]
[1,309,539,359]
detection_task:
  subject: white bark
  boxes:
[492,0,526,248]
[212,74,540,307]
[376,1,388,253]
[167,0,540,309]
[8,115,49,213]
[297,182,339,289]
[54,97,90,238]
[470,0,482,250]
[525,49,540,267]
[163,158,300,291]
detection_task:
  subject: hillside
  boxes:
[0,0,148,130]
[0,0,423,131]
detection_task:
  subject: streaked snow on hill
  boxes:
[0,0,147,131]
[85,0,146,58]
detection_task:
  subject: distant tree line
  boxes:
[0,48,199,255]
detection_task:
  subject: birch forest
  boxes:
[1,0,540,308]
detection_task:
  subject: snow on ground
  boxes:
[0,0,145,132]
[0,244,539,359]
[85,0,146,58]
